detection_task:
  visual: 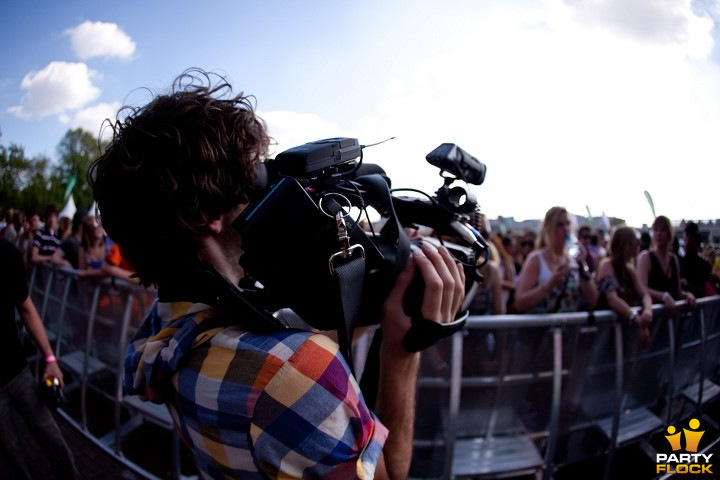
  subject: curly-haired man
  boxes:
[89,69,464,479]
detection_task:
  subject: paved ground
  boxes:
[0,408,144,480]
[0,386,196,480]
[2,388,718,479]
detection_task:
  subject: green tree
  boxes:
[0,143,30,208]
[0,128,105,215]
[0,141,56,214]
[21,156,61,213]
[54,128,103,210]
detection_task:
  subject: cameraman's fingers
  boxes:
[412,250,443,322]
[384,253,416,310]
[453,259,465,313]
[419,242,457,323]
[381,255,416,344]
[435,244,465,314]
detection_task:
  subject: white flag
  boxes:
[59,195,77,220]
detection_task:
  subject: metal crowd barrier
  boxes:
[24,264,720,480]
[26,264,179,479]
[410,297,720,479]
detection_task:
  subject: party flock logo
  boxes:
[656,418,713,475]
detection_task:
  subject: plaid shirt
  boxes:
[125,300,387,479]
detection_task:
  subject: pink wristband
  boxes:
[45,355,57,364]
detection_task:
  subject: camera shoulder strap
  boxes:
[331,252,365,374]
[158,263,285,333]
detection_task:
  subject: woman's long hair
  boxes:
[537,206,567,249]
[609,226,638,303]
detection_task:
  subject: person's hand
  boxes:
[547,263,571,289]
[662,292,677,318]
[635,309,653,348]
[684,291,697,310]
[575,242,589,265]
[44,361,65,389]
[381,242,465,347]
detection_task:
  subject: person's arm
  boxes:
[630,267,654,317]
[673,254,696,309]
[490,262,505,315]
[102,262,137,283]
[599,261,651,345]
[578,269,598,310]
[31,244,53,264]
[499,258,515,292]
[596,261,629,314]
[597,262,634,318]
[78,246,89,270]
[17,296,64,387]
[51,247,71,268]
[629,264,653,346]
[374,242,464,479]
[513,252,568,312]
[513,252,542,312]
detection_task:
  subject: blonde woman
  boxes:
[514,207,597,313]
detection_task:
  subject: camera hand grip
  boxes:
[402,310,468,353]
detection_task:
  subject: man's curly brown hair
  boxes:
[88,69,270,286]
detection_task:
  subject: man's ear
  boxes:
[200,212,224,234]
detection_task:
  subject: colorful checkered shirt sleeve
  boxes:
[125,302,388,479]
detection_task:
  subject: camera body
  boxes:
[233,138,488,331]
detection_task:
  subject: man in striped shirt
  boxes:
[30,204,62,265]
[89,69,464,479]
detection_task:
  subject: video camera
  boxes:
[233,137,489,354]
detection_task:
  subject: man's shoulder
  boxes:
[214,326,335,360]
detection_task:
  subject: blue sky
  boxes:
[1,0,719,228]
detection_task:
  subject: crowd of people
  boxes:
[0,214,80,478]
[0,203,137,479]
[0,204,135,282]
[468,207,720,331]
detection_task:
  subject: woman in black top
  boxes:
[637,215,696,317]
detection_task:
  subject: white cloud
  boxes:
[59,101,122,140]
[300,2,720,227]
[560,0,715,59]
[259,110,348,157]
[65,21,136,60]
[7,62,101,118]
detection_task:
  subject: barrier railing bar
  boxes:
[80,284,101,431]
[697,307,706,409]
[542,327,563,480]
[443,331,464,479]
[602,321,624,480]
[54,270,74,357]
[665,316,676,426]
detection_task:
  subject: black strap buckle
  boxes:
[328,211,365,275]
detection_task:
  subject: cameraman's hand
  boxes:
[381,242,465,347]
[375,241,464,480]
